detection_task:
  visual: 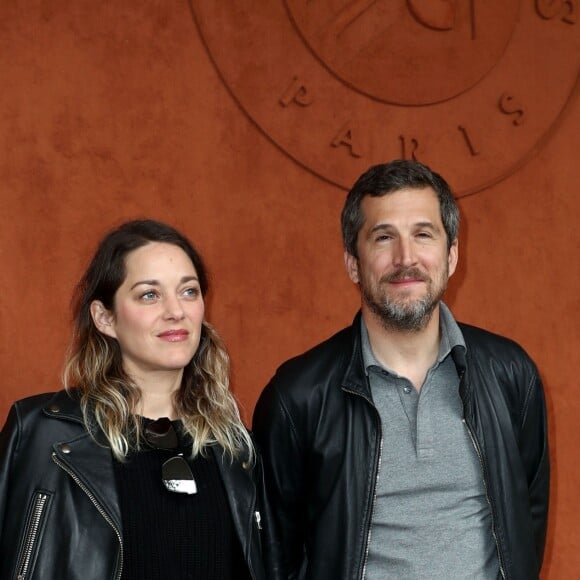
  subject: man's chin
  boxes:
[384,295,428,312]
[368,297,438,330]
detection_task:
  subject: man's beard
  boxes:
[360,266,447,332]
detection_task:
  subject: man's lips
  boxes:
[157,329,190,342]
[389,278,424,285]
[384,268,428,285]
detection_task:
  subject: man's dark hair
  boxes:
[341,160,460,257]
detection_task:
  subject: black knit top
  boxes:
[112,419,249,580]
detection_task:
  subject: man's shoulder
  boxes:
[458,322,539,374]
[253,320,359,430]
[459,322,530,354]
[269,321,356,391]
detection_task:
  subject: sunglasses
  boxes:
[144,417,197,495]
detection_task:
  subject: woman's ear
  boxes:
[90,300,117,339]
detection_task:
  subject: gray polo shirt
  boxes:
[363,303,499,579]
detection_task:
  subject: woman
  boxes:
[0,219,280,580]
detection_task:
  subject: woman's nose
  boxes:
[163,295,186,320]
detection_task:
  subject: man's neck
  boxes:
[362,304,441,391]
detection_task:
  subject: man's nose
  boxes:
[393,238,417,267]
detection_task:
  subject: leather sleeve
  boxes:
[0,404,21,569]
[253,379,307,580]
[519,368,550,569]
[252,448,286,580]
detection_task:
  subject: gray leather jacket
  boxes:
[253,313,550,580]
[0,389,281,580]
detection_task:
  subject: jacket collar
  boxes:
[451,331,471,405]
[42,388,85,423]
[341,312,373,400]
[210,445,255,549]
[341,311,470,402]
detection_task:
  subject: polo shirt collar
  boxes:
[361,301,466,375]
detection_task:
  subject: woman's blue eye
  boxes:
[183,287,200,297]
[141,291,157,300]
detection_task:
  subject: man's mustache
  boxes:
[382,267,429,284]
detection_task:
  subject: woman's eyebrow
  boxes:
[130,275,198,291]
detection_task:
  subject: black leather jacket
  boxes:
[0,389,281,580]
[253,313,549,580]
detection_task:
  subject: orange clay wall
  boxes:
[0,2,578,576]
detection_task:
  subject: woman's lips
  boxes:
[157,329,189,342]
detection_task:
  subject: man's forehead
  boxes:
[360,187,440,220]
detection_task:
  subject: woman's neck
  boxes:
[130,369,184,420]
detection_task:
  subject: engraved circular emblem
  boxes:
[284,0,518,105]
[190,0,579,196]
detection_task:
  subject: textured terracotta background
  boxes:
[0,2,578,577]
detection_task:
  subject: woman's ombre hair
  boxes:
[63,219,252,462]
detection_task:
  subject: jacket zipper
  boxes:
[51,453,124,580]
[463,420,507,579]
[16,492,48,580]
[361,435,383,580]
[342,388,383,580]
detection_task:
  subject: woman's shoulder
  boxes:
[12,388,79,413]
[7,390,58,420]
[3,389,83,434]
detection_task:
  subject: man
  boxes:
[253,160,549,580]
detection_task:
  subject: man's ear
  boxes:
[90,300,117,339]
[448,238,459,278]
[344,251,360,284]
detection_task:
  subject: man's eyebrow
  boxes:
[129,275,198,291]
[369,223,394,234]
[413,221,439,230]
[368,221,439,233]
